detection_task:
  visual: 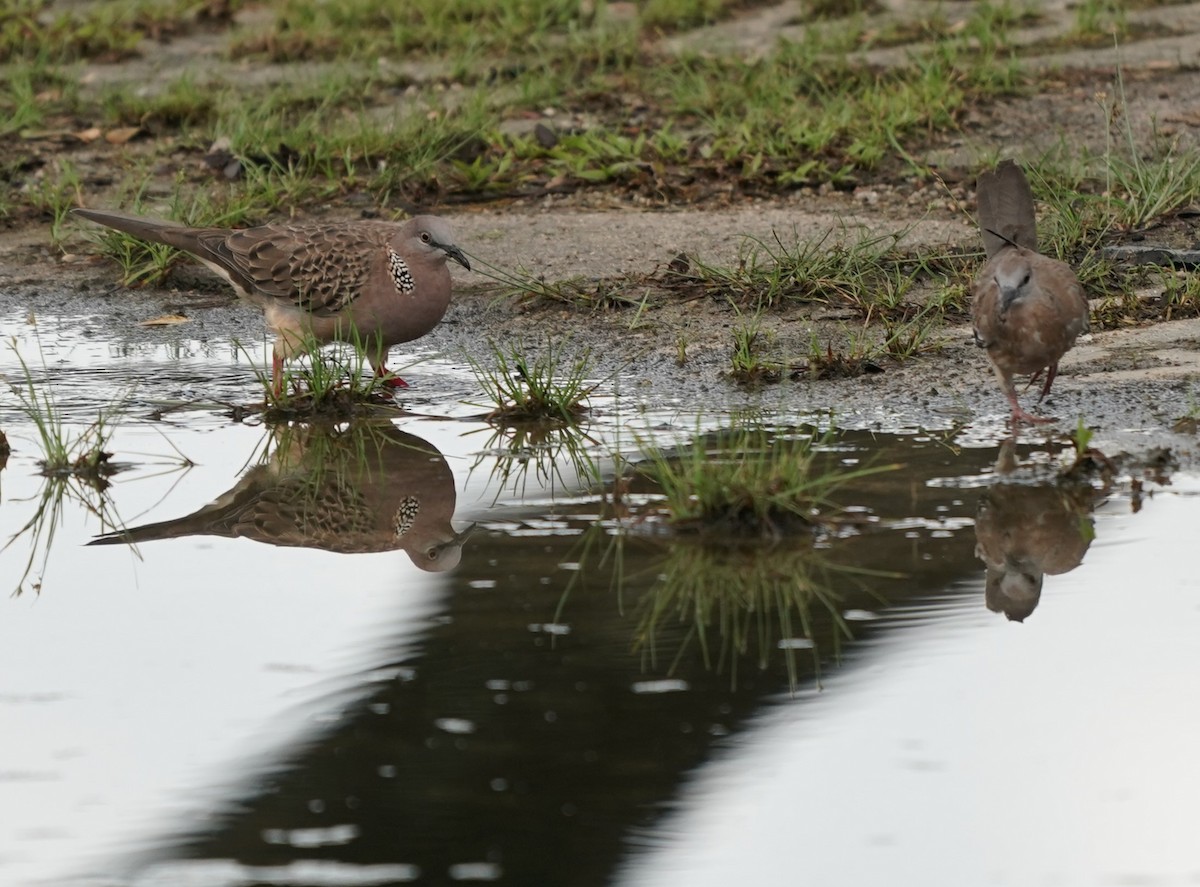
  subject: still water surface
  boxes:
[2,315,1198,886]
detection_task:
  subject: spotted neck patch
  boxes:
[388,248,416,295]
[393,496,419,538]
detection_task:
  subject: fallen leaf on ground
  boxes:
[105,127,142,145]
[138,314,190,326]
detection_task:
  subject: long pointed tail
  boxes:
[87,516,210,546]
[976,160,1038,259]
[72,207,206,252]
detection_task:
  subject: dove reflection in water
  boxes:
[90,421,470,572]
[973,457,1097,622]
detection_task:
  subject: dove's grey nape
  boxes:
[969,160,1090,427]
[72,208,470,394]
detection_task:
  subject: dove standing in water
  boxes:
[970,160,1089,425]
[73,208,470,394]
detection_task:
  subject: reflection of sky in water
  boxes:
[5,308,246,369]
[5,309,1199,885]
[0,419,457,886]
[0,309,477,421]
[618,480,1200,886]
[0,299,604,885]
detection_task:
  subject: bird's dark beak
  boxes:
[449,521,477,545]
[998,286,1020,317]
[440,243,471,271]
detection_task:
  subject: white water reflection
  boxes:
[0,420,453,887]
[10,305,1196,886]
[617,479,1200,885]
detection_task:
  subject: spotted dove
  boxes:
[975,477,1095,622]
[73,208,470,393]
[970,160,1089,425]
[88,422,470,571]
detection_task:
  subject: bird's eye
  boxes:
[1021,273,1030,286]
[420,232,431,243]
[427,547,439,560]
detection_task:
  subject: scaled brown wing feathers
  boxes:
[217,224,381,316]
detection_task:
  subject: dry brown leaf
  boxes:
[138,314,190,327]
[105,126,142,145]
[76,127,103,143]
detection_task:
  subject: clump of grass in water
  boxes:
[1060,417,1117,484]
[234,333,406,422]
[638,425,898,538]
[3,340,138,594]
[6,341,121,485]
[468,338,597,424]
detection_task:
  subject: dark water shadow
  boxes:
[121,427,1122,885]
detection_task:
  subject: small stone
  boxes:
[534,122,558,149]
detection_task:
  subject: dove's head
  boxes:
[402,215,471,272]
[984,563,1043,622]
[405,522,475,573]
[992,249,1033,316]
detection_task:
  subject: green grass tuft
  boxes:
[468,338,598,424]
[637,424,898,537]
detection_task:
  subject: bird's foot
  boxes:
[377,374,409,390]
[1036,363,1058,403]
[271,353,285,399]
[1011,407,1056,425]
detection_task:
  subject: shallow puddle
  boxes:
[2,313,1198,886]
